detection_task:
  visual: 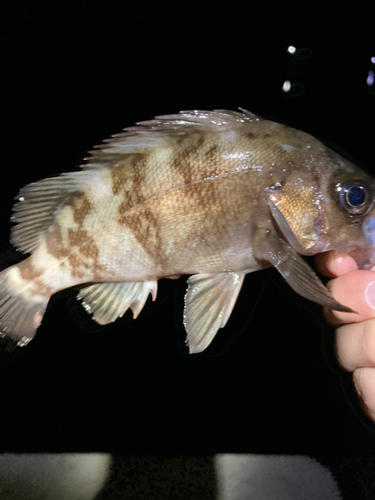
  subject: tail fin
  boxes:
[0,266,49,346]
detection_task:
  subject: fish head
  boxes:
[267,153,375,265]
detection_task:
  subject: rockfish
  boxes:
[1,109,374,352]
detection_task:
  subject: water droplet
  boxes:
[287,46,312,61]
[282,80,304,97]
[282,80,291,92]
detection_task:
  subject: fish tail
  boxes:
[0,264,50,346]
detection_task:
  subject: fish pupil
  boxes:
[346,185,366,207]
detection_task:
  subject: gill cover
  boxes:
[268,181,329,255]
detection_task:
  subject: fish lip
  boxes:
[363,214,375,247]
[317,243,333,254]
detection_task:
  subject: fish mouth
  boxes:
[350,215,375,269]
[363,215,375,247]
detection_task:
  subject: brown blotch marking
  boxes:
[67,226,104,278]
[176,134,188,145]
[71,191,92,226]
[18,260,53,297]
[80,239,99,261]
[19,260,43,281]
[131,155,147,202]
[111,167,128,196]
[119,206,160,262]
[45,222,69,259]
[67,253,85,279]
[68,227,86,247]
[194,136,205,152]
[69,190,105,278]
[130,153,146,169]
[205,145,218,159]
[117,154,148,214]
[173,137,206,186]
[67,253,81,269]
[182,136,205,159]
[173,158,193,185]
[246,132,256,139]
[46,210,104,280]
[118,201,127,215]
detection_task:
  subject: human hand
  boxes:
[315,250,375,422]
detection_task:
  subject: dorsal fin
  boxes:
[82,108,260,169]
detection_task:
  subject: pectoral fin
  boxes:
[77,281,157,325]
[255,233,355,313]
[184,272,245,354]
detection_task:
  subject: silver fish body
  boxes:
[1,109,374,352]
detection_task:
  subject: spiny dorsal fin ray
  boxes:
[82,108,260,169]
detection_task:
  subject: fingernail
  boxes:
[364,281,375,310]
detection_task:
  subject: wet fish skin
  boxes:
[0,109,374,352]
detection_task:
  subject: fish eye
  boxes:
[338,180,370,215]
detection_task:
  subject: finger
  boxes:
[353,368,375,421]
[323,270,375,326]
[315,250,358,278]
[335,318,375,371]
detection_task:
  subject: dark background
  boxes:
[0,0,374,463]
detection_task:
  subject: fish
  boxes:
[0,108,374,353]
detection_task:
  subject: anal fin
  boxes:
[184,272,245,354]
[77,281,157,325]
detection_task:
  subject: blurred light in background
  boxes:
[0,454,111,500]
[367,70,374,87]
[282,80,292,92]
[0,454,340,499]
